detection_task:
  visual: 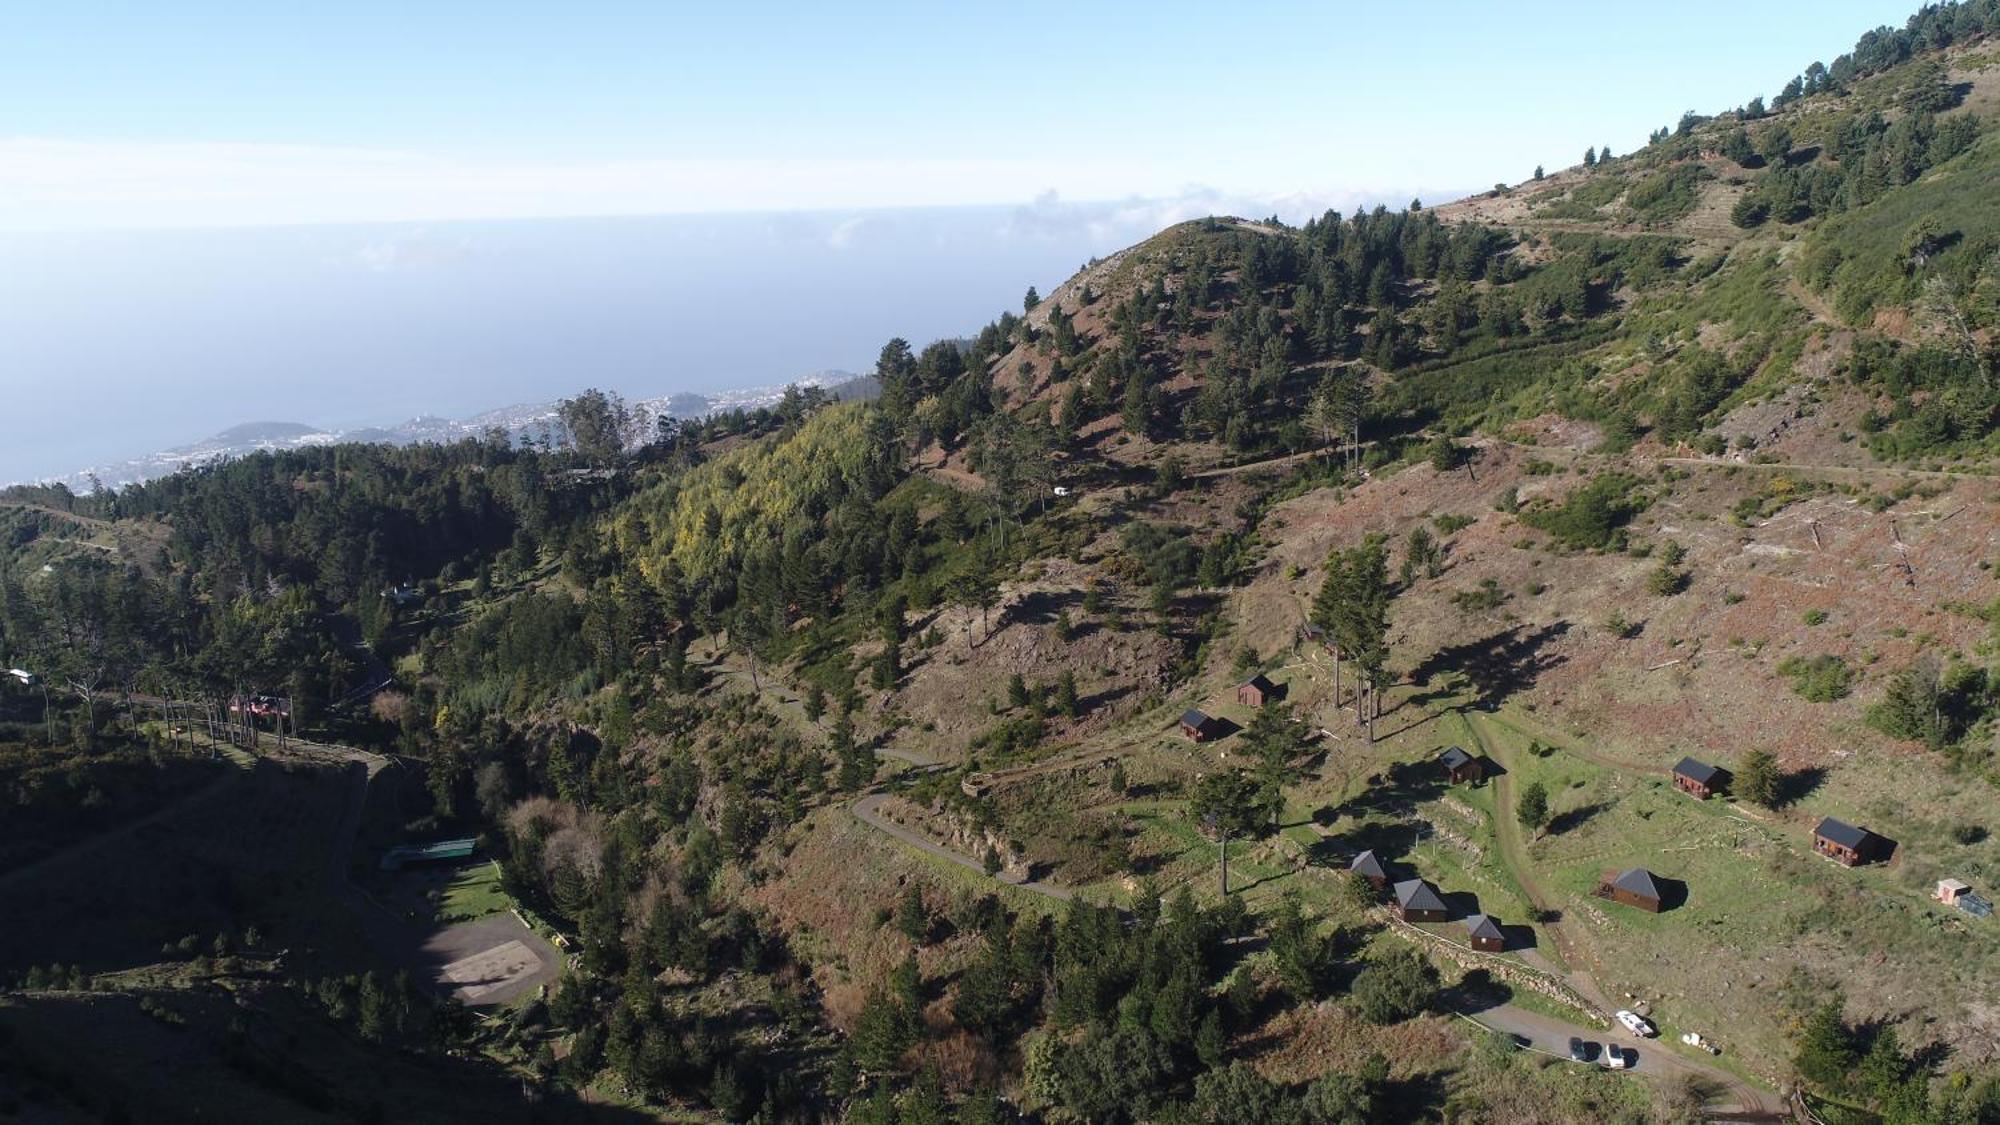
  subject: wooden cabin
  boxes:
[1237,674,1279,708]
[1394,878,1450,923]
[1179,709,1223,742]
[1439,746,1483,785]
[1596,867,1666,913]
[1671,757,1728,799]
[1464,914,1506,952]
[1350,849,1389,891]
[1813,817,1883,867]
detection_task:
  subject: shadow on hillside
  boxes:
[1440,889,1483,919]
[1653,875,1691,913]
[1009,588,1083,626]
[1372,705,1448,742]
[1313,820,1433,881]
[1545,801,1609,837]
[1407,621,1570,707]
[1078,683,1138,716]
[1377,1071,1447,1120]
[1438,968,1513,1014]
[1775,766,1828,809]
[1338,758,1450,819]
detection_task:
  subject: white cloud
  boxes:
[0,137,1202,233]
[999,185,1476,248]
[825,215,869,251]
[341,226,480,272]
[0,137,1477,235]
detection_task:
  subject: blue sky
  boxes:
[0,0,1932,484]
[1,0,1919,230]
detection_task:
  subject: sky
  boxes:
[0,0,1923,483]
[0,0,1918,232]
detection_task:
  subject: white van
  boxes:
[1615,1009,1657,1037]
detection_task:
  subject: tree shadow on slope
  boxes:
[1337,758,1450,820]
[1545,801,1609,837]
[1407,621,1570,708]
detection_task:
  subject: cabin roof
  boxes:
[1672,756,1722,785]
[1464,914,1505,941]
[1609,867,1664,901]
[1815,817,1875,850]
[1394,878,1448,912]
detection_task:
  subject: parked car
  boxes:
[1615,1009,1657,1037]
[1603,1045,1636,1069]
[1567,1037,1597,1062]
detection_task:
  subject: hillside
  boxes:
[8,5,2000,1124]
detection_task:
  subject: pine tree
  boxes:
[1737,748,1780,807]
[1121,363,1151,436]
[1795,998,1857,1089]
[1055,669,1079,717]
[1516,781,1550,834]
[896,884,929,942]
[1317,537,1393,738]
[1194,1007,1227,1069]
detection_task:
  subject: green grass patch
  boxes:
[438,862,512,923]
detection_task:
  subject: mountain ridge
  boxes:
[28,369,875,492]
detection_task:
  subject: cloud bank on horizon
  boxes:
[0,136,1464,235]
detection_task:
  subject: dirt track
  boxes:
[850,792,1072,901]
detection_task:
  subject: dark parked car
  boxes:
[1567,1037,1597,1062]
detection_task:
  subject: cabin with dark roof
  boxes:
[1595,867,1666,912]
[1350,849,1389,891]
[1179,709,1223,742]
[1439,746,1483,784]
[1813,817,1883,867]
[1671,757,1728,800]
[1393,877,1450,922]
[1464,913,1506,952]
[1237,674,1279,708]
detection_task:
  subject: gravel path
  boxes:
[1463,1001,1779,1118]
[850,792,1072,901]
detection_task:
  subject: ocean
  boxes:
[0,199,1190,484]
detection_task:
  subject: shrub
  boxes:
[1452,579,1509,613]
[1778,654,1852,702]
[1351,949,1439,1024]
[1647,562,1688,597]
[1519,473,1646,550]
